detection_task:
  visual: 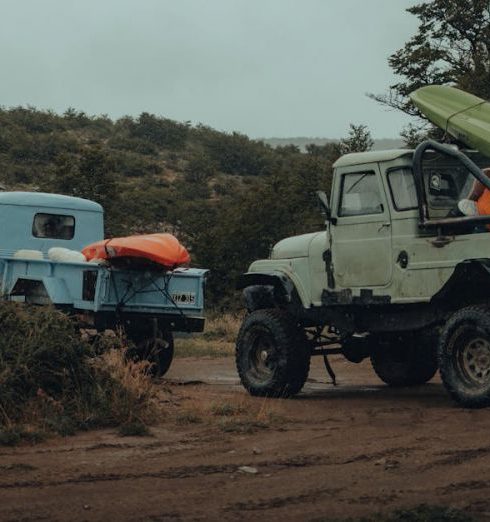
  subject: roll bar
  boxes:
[413,140,490,228]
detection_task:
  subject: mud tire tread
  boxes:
[235,308,310,398]
[438,305,490,408]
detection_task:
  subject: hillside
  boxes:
[0,107,379,305]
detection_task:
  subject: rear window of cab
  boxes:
[32,213,75,240]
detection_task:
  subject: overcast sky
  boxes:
[0,0,419,138]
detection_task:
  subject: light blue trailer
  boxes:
[0,192,207,375]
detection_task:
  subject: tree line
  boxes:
[0,102,374,306]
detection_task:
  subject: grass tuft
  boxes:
[175,411,203,425]
[0,428,46,446]
[211,402,246,417]
[173,396,287,434]
[118,420,151,437]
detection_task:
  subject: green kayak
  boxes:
[410,85,490,157]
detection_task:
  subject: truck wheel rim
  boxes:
[248,330,276,382]
[458,336,490,385]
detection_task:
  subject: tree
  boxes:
[130,113,189,149]
[50,147,120,235]
[196,125,274,176]
[305,142,341,163]
[338,124,374,155]
[184,151,217,183]
[371,1,490,115]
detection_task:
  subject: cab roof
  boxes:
[333,149,414,168]
[0,192,103,212]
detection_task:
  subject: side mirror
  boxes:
[316,191,331,219]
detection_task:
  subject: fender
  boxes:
[432,259,490,308]
[236,271,303,312]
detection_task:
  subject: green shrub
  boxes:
[0,302,157,441]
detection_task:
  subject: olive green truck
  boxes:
[236,113,490,407]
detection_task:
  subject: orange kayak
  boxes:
[82,233,190,269]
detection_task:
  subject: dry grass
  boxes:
[90,347,160,426]
[172,394,287,433]
[203,314,242,343]
[174,313,242,358]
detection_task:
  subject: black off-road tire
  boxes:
[235,309,310,398]
[439,305,490,408]
[127,330,174,378]
[370,333,438,387]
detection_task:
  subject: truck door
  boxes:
[330,163,392,288]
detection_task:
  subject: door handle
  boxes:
[430,236,454,248]
[377,222,391,232]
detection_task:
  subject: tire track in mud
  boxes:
[0,446,425,491]
[0,455,330,490]
[418,445,490,471]
[226,487,342,511]
[439,480,490,494]
[340,493,399,506]
[0,440,166,457]
[340,446,420,464]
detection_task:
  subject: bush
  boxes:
[0,303,158,439]
[129,113,189,149]
[184,151,217,183]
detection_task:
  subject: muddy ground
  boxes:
[2,355,490,521]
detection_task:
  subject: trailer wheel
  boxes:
[439,305,490,408]
[370,333,438,387]
[127,330,174,377]
[235,309,310,398]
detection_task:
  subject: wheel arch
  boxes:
[9,277,56,305]
[236,271,307,312]
[432,259,490,309]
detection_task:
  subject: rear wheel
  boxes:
[439,305,490,408]
[127,328,174,377]
[370,333,438,387]
[235,309,310,398]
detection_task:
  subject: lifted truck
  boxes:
[236,139,490,407]
[0,192,207,376]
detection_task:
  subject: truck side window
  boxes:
[339,172,383,217]
[32,213,75,240]
[388,168,418,211]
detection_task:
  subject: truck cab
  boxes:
[0,192,103,256]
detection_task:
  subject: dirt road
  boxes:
[1,356,490,521]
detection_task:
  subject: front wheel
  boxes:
[439,305,490,408]
[235,309,310,398]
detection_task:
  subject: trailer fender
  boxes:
[9,276,71,305]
